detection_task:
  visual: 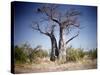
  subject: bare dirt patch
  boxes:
[15,58,97,74]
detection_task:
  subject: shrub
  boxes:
[15,46,28,63]
[29,49,48,63]
[88,48,97,59]
[35,49,48,58]
[77,48,85,58]
[15,44,48,63]
[31,49,48,58]
[66,47,85,62]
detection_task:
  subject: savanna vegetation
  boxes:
[15,43,97,73]
[15,44,97,64]
[66,46,97,62]
[15,43,48,64]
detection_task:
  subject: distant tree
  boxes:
[32,5,81,61]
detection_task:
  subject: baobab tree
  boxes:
[32,4,81,61]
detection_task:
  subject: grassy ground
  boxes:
[15,57,97,74]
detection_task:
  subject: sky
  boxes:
[13,1,97,50]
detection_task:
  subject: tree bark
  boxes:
[50,34,59,61]
[58,27,65,61]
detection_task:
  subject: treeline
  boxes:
[15,44,48,64]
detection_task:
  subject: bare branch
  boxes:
[61,16,80,31]
[52,18,61,25]
[32,22,50,36]
[60,8,81,30]
[37,5,61,25]
[66,31,79,44]
[65,8,81,17]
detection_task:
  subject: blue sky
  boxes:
[13,2,97,50]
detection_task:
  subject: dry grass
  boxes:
[15,57,97,74]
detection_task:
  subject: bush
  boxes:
[88,48,97,59]
[32,50,48,59]
[35,50,48,58]
[77,48,85,58]
[66,47,85,62]
[29,49,48,63]
[15,44,48,63]
[15,46,28,63]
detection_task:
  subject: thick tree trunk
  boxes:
[58,27,65,61]
[50,34,59,61]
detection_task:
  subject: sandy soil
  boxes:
[15,58,97,74]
